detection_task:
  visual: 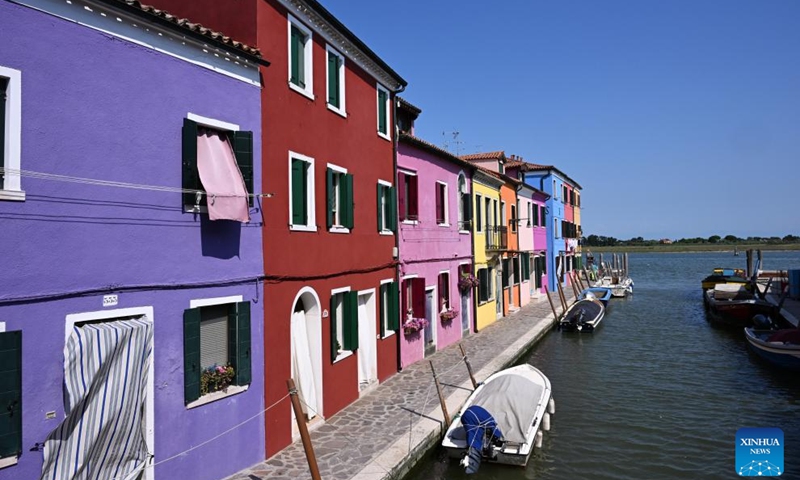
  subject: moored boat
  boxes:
[704,284,777,327]
[558,296,605,332]
[701,267,748,292]
[442,364,554,474]
[744,326,800,371]
[595,276,633,297]
[579,287,612,306]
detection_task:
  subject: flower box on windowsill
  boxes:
[403,317,429,335]
[458,273,479,293]
[440,309,458,323]
[201,364,235,396]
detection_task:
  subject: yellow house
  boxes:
[471,169,505,330]
[574,190,582,267]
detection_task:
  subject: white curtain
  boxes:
[357,296,375,386]
[291,311,317,419]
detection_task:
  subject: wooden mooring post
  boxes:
[544,286,560,321]
[569,271,580,298]
[556,278,569,313]
[287,379,322,480]
[746,249,753,278]
[459,344,478,389]
[430,361,451,429]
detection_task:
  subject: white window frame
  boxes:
[289,151,317,232]
[553,179,558,200]
[0,66,23,201]
[475,193,483,233]
[325,45,346,118]
[378,179,393,236]
[376,82,391,141]
[399,169,418,225]
[379,278,395,338]
[457,172,469,234]
[184,113,241,213]
[500,200,506,229]
[327,163,349,234]
[554,217,560,238]
[436,181,449,227]
[438,270,451,311]
[330,286,353,363]
[287,15,314,101]
[64,306,155,480]
[186,295,249,408]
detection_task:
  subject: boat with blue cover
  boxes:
[579,287,612,306]
[442,364,554,473]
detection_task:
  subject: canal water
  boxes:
[406,251,800,480]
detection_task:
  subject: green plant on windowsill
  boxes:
[200,364,235,395]
[335,339,342,357]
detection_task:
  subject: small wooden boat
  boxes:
[558,297,605,332]
[579,287,612,306]
[595,276,633,297]
[701,267,748,292]
[744,326,800,371]
[442,364,554,473]
[704,284,777,327]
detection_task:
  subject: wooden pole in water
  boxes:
[556,277,568,311]
[287,379,322,480]
[583,267,592,286]
[459,344,478,389]
[746,250,753,278]
[545,286,560,320]
[599,253,604,274]
[570,271,581,297]
[430,361,451,428]
[624,253,629,278]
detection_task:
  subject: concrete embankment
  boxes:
[226,294,569,480]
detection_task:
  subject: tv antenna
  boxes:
[442,130,463,155]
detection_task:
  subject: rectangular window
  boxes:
[500,201,506,229]
[438,272,450,310]
[181,116,254,214]
[0,66,22,201]
[521,253,531,281]
[475,194,483,232]
[379,282,400,337]
[398,171,418,221]
[540,205,546,227]
[477,268,489,303]
[326,165,353,231]
[0,330,22,464]
[554,218,559,238]
[402,278,426,321]
[510,204,517,233]
[514,256,522,284]
[502,259,510,288]
[290,153,316,230]
[458,176,471,230]
[527,202,532,227]
[563,185,568,203]
[377,181,396,233]
[326,46,345,116]
[377,83,390,140]
[532,202,539,226]
[485,197,492,230]
[553,180,558,200]
[288,17,313,99]
[184,301,251,404]
[435,182,448,225]
[331,290,358,361]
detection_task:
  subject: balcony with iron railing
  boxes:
[486,225,508,251]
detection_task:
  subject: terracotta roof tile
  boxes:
[114,0,263,59]
[397,97,422,115]
[399,133,475,170]
[460,151,506,162]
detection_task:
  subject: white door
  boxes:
[357,291,377,391]
[460,291,471,335]
[424,287,436,357]
[291,310,318,420]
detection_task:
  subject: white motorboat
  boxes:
[442,364,554,474]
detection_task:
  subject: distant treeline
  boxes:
[584,234,800,247]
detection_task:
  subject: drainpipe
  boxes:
[469,181,478,333]
[392,85,405,372]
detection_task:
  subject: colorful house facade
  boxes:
[0,1,265,479]
[469,169,504,330]
[499,175,522,316]
[396,99,475,368]
[146,0,408,457]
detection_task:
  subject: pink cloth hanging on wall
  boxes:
[196,128,250,222]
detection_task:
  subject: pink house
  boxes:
[396,98,475,368]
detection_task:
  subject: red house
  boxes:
[147,0,406,457]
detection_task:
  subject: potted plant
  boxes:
[440,308,459,322]
[200,364,235,395]
[403,317,429,335]
[458,272,480,293]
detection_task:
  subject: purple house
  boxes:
[396,99,475,368]
[0,1,265,480]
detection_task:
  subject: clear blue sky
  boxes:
[325,0,800,240]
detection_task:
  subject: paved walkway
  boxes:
[227,291,572,480]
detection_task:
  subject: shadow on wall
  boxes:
[200,215,241,259]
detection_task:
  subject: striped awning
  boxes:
[40,317,153,480]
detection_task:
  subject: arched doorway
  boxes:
[290,287,323,437]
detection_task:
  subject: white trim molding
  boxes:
[288,151,317,232]
[187,113,240,132]
[325,44,346,118]
[13,0,260,86]
[0,66,23,201]
[376,82,391,141]
[287,14,314,100]
[189,295,244,309]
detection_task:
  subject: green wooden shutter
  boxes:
[228,302,251,386]
[0,330,22,460]
[326,168,335,229]
[183,308,201,404]
[182,118,199,207]
[343,173,354,229]
[232,131,254,207]
[379,283,386,338]
[291,158,307,225]
[389,282,400,331]
[330,294,339,362]
[327,53,340,107]
[376,184,384,232]
[290,26,305,88]
[377,89,387,134]
[343,291,358,350]
[389,186,397,232]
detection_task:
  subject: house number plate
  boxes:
[103,295,118,307]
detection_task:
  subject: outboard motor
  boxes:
[752,314,773,330]
[459,405,503,474]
